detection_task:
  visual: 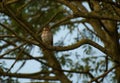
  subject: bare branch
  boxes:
[0,72,58,80]
[46,39,109,56]
[0,43,26,58]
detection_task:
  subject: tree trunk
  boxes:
[116,67,120,83]
[42,49,71,83]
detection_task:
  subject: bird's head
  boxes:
[43,26,50,31]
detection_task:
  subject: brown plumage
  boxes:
[41,26,53,46]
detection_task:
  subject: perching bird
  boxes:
[41,26,53,46]
[41,26,62,74]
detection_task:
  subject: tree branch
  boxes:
[46,39,110,57]
[0,43,26,58]
[56,0,120,21]
[3,5,45,48]
[0,72,58,81]
[88,65,118,83]
[0,56,43,60]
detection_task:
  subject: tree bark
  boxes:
[42,49,71,83]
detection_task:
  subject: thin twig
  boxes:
[6,44,27,73]
[88,65,118,83]
[0,43,26,58]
